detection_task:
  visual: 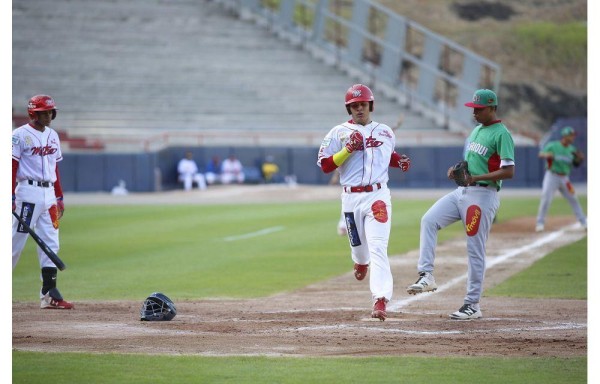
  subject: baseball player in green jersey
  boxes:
[406,89,515,320]
[535,126,587,232]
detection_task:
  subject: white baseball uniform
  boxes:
[177,157,207,191]
[12,123,63,269]
[221,156,245,184]
[318,120,398,302]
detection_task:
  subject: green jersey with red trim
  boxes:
[465,121,515,190]
[541,140,576,175]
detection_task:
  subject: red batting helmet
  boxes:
[28,94,58,120]
[345,84,374,114]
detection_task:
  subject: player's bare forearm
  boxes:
[470,166,514,183]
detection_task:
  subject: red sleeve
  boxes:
[12,159,19,195]
[54,164,64,198]
[389,151,400,168]
[320,156,338,174]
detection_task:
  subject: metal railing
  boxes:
[216,0,501,131]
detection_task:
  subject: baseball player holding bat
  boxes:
[317,84,411,321]
[12,94,73,309]
[406,89,515,320]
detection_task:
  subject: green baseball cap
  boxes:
[561,126,575,137]
[464,89,498,108]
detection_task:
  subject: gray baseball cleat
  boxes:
[406,272,437,295]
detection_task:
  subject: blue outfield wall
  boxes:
[60,145,586,193]
[59,153,158,193]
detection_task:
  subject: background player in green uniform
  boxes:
[406,89,515,320]
[535,126,587,232]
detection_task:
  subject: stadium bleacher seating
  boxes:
[13,0,448,151]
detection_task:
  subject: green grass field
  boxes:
[11,196,587,383]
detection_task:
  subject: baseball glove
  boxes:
[451,160,471,187]
[572,150,584,167]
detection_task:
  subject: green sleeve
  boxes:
[540,141,555,154]
[498,129,515,162]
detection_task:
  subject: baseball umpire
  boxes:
[12,94,74,309]
[317,84,411,321]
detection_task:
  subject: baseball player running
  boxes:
[535,126,587,232]
[12,94,73,309]
[406,89,515,320]
[317,84,411,321]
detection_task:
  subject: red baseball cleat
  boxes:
[40,289,74,309]
[371,297,387,321]
[354,263,369,281]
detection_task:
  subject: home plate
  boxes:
[360,317,407,322]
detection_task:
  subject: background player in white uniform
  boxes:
[317,84,411,321]
[221,154,245,184]
[12,95,74,309]
[535,126,586,232]
[406,89,515,320]
[177,151,207,191]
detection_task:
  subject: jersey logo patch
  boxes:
[379,130,392,139]
[12,136,20,145]
[31,145,58,156]
[365,136,383,148]
[371,200,388,223]
[465,205,482,236]
[467,141,489,157]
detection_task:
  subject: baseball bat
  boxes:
[12,210,67,271]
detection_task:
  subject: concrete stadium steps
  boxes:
[13,0,443,149]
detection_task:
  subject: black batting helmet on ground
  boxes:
[140,292,177,321]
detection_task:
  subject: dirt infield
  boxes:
[12,185,587,357]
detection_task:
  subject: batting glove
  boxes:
[345,131,364,153]
[398,154,411,172]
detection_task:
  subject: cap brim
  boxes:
[464,102,487,108]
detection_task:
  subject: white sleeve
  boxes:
[317,126,342,167]
[12,129,23,161]
[53,130,63,162]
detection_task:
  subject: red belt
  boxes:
[551,171,567,176]
[344,183,382,193]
